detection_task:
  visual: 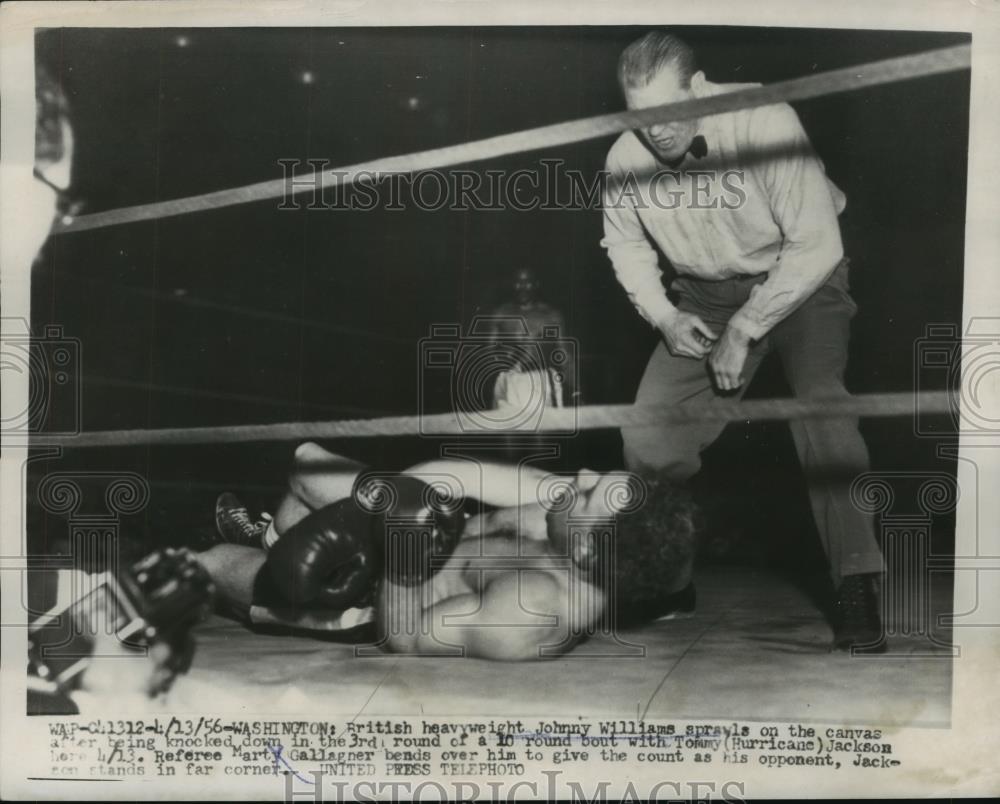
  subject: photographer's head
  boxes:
[618,31,706,164]
[24,64,74,269]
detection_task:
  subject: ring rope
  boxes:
[31,390,955,448]
[53,44,970,235]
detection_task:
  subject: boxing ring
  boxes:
[37,43,967,723]
[173,568,952,725]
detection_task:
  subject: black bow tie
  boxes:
[664,134,708,168]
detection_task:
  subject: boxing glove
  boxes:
[353,474,466,586]
[258,498,377,610]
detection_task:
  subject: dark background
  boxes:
[29,27,968,580]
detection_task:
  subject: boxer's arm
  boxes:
[277,442,366,533]
[286,442,365,509]
[470,504,549,542]
[403,459,549,509]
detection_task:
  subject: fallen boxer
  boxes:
[195,443,698,660]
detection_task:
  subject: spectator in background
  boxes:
[480,268,580,461]
[486,267,579,411]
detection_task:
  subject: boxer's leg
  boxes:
[215,444,364,550]
[770,262,884,588]
[274,442,366,532]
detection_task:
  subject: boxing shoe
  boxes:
[214,492,271,548]
[833,572,887,653]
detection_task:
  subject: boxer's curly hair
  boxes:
[608,470,700,627]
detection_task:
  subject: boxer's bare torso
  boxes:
[426,526,588,605]
[380,505,605,660]
[228,444,618,659]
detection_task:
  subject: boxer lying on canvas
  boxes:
[196,443,698,660]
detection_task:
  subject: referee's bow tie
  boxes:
[666,134,708,168]
[688,134,708,159]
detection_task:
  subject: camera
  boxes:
[417,317,578,436]
[1,322,81,436]
[914,318,1000,436]
[28,547,214,700]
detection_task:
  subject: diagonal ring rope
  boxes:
[29,390,956,448]
[33,48,966,447]
[52,44,970,235]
